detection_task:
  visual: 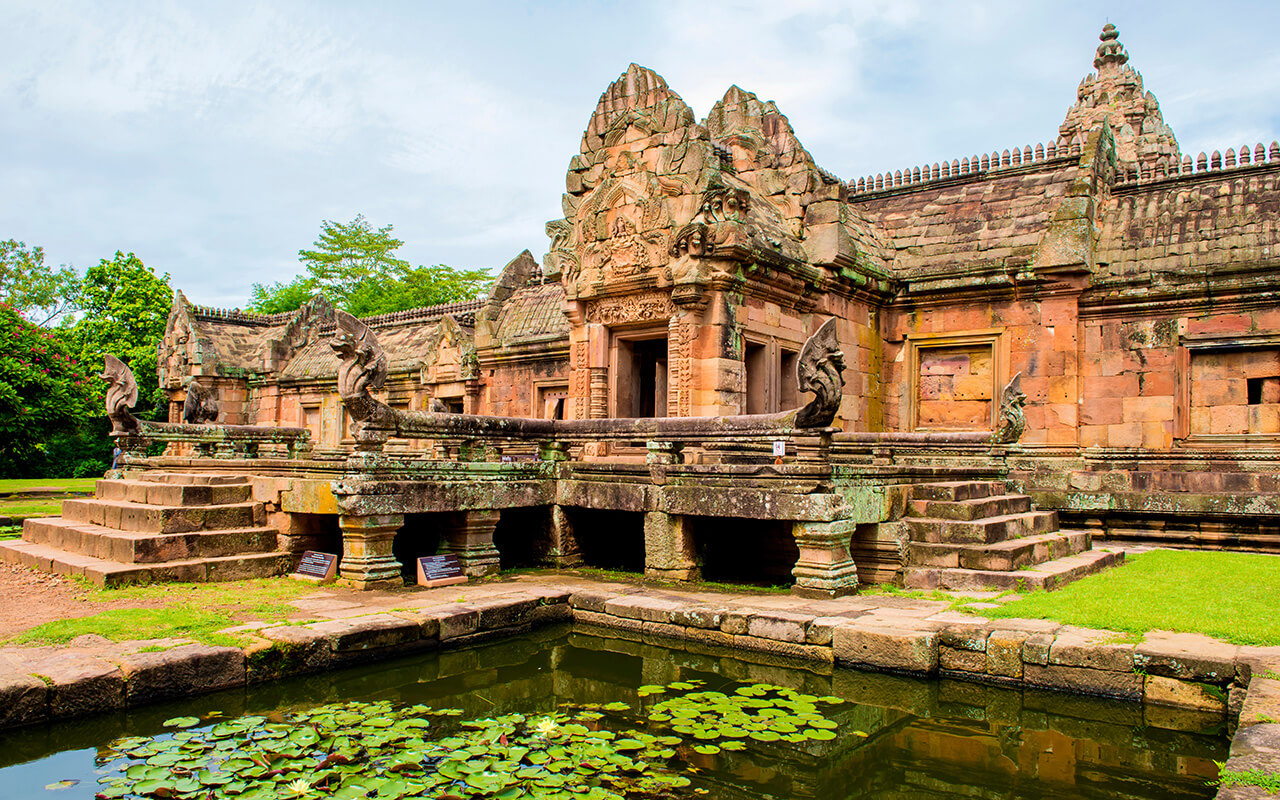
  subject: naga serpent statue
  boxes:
[182,378,220,424]
[792,318,845,428]
[329,311,396,438]
[993,372,1027,444]
[101,354,140,435]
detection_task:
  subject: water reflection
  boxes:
[0,623,1224,799]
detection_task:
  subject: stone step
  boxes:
[904,510,1059,544]
[909,493,1032,521]
[0,540,291,587]
[137,473,247,486]
[911,481,1006,503]
[23,517,279,564]
[95,479,251,507]
[908,530,1091,571]
[61,498,263,534]
[903,547,1125,592]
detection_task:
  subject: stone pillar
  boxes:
[644,511,700,581]
[338,513,404,590]
[791,518,859,598]
[543,505,582,568]
[587,323,609,419]
[444,509,502,577]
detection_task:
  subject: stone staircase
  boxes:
[0,473,291,586]
[902,480,1123,591]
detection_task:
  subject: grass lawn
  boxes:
[978,549,1280,646]
[7,578,317,648]
[0,478,98,494]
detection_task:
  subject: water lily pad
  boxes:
[162,716,201,729]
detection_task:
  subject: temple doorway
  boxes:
[612,333,668,418]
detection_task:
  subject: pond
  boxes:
[0,623,1226,799]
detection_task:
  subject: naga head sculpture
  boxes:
[329,311,388,401]
[993,372,1028,444]
[793,317,846,428]
[101,354,140,435]
[182,378,220,425]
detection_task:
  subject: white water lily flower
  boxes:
[282,778,313,797]
[533,717,558,736]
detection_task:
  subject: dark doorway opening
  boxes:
[493,507,552,569]
[567,508,645,572]
[392,513,447,582]
[614,336,668,418]
[690,516,798,587]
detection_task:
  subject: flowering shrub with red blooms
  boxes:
[0,301,94,476]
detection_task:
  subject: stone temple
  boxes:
[5,25,1279,594]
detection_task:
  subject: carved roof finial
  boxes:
[1093,23,1129,70]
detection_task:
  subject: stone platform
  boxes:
[0,473,290,586]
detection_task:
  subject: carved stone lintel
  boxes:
[993,372,1028,444]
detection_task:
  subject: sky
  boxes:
[2,0,1278,309]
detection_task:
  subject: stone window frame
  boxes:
[904,328,1008,433]
[532,378,569,420]
[1176,331,1280,445]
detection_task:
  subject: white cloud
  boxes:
[0,0,1276,308]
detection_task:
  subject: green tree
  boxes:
[299,214,410,298]
[70,252,172,416]
[247,215,492,316]
[0,239,81,326]
[0,302,95,477]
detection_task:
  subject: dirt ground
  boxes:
[0,562,167,638]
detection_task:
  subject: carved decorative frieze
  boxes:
[584,292,675,325]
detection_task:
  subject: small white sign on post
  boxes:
[772,440,786,457]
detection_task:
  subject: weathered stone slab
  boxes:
[568,590,614,613]
[0,670,47,728]
[986,629,1029,679]
[745,611,809,644]
[805,616,850,646]
[940,645,985,674]
[116,644,244,705]
[418,607,479,641]
[1134,631,1237,682]
[1022,632,1055,666]
[30,656,124,718]
[309,614,422,652]
[1048,627,1135,672]
[832,624,939,674]
[1142,674,1227,714]
[470,597,536,630]
[251,626,332,681]
[671,606,724,630]
[1023,663,1142,700]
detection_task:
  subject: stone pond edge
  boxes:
[1,585,1277,798]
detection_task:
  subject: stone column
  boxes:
[444,509,502,577]
[791,518,859,598]
[338,513,404,590]
[543,505,582,568]
[644,511,700,581]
